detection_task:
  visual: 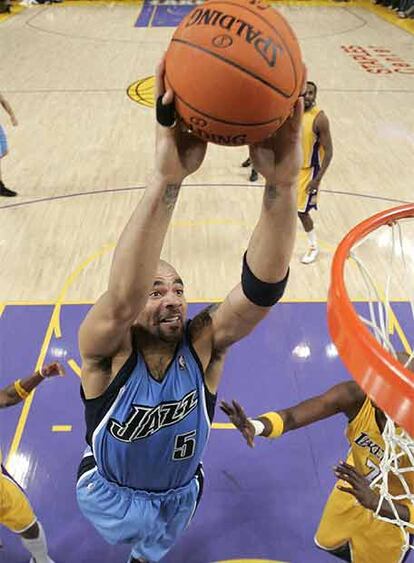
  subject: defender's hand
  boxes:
[306,178,320,194]
[335,461,379,511]
[41,362,65,378]
[220,399,256,448]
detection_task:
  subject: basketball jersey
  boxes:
[79,322,216,492]
[315,397,413,562]
[301,105,324,170]
[346,397,414,497]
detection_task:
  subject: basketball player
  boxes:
[0,92,18,197]
[241,82,332,263]
[0,362,64,563]
[76,57,304,563]
[221,353,414,563]
[298,81,333,264]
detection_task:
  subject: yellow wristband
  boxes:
[14,379,30,400]
[259,411,284,438]
[409,504,414,526]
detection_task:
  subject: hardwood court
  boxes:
[0,2,413,562]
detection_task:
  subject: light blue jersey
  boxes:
[82,322,214,491]
[76,321,216,561]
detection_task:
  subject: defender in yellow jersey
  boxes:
[0,362,63,563]
[221,354,414,563]
[298,81,333,264]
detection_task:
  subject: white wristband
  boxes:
[249,419,265,436]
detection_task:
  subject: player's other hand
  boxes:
[306,178,320,194]
[11,116,18,127]
[42,362,65,378]
[220,399,256,448]
[334,461,379,511]
[249,97,303,189]
[154,56,207,185]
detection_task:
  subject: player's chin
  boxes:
[158,322,184,342]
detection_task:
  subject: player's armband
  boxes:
[156,96,177,128]
[241,252,289,307]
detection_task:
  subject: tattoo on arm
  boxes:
[162,184,181,211]
[263,184,280,209]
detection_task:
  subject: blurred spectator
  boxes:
[373,0,414,18]
[0,0,11,13]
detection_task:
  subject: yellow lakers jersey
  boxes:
[301,105,324,170]
[346,397,414,501]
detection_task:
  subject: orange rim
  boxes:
[328,203,414,436]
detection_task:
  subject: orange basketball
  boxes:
[165,0,304,146]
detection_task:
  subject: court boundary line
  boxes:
[4,243,115,469]
[0,186,410,211]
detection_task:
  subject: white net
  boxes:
[344,214,414,549]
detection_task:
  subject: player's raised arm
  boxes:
[79,59,207,390]
[196,99,303,366]
[220,381,365,447]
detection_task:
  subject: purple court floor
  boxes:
[1,302,413,563]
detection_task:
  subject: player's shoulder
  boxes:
[188,304,220,369]
[189,304,218,340]
[313,108,329,129]
[339,381,366,420]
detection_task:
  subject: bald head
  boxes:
[158,259,177,275]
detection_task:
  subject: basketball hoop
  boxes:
[328,203,414,435]
[327,203,414,543]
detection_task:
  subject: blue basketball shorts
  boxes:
[76,465,204,562]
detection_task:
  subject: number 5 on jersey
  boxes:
[173,430,197,460]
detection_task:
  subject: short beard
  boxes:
[157,324,184,344]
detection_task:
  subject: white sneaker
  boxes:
[301,246,319,264]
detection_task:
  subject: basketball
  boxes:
[165,0,304,146]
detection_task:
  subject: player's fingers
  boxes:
[232,400,246,419]
[337,485,357,498]
[300,64,307,96]
[155,55,167,99]
[337,462,360,479]
[162,88,174,106]
[219,401,233,416]
[334,467,359,487]
[242,428,254,448]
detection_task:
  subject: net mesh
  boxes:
[344,215,414,549]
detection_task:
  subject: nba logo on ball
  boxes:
[166,0,304,146]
